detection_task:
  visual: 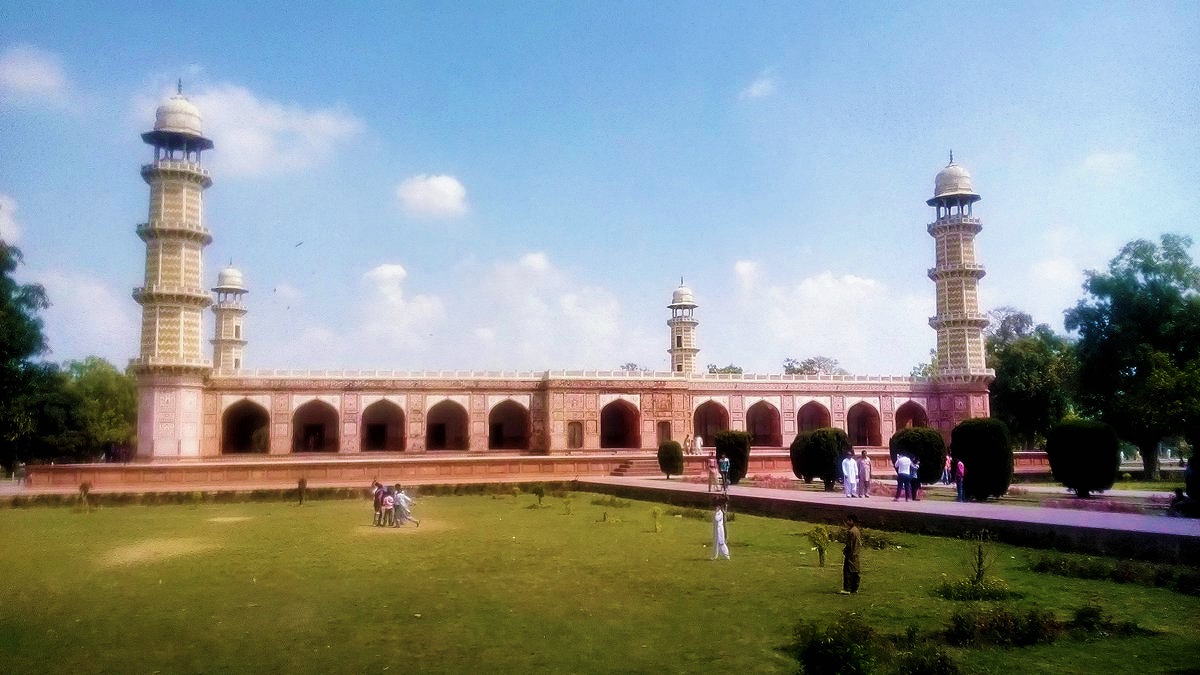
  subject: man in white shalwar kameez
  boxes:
[711,496,730,560]
[841,451,859,498]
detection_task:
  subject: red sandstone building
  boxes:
[131,90,992,461]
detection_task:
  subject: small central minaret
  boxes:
[211,264,248,373]
[667,279,699,374]
[131,84,215,458]
[926,154,993,381]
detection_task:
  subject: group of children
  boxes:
[371,482,420,527]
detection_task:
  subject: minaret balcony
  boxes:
[133,285,214,307]
[210,338,248,347]
[137,221,214,244]
[928,313,989,329]
[927,265,986,281]
[927,216,982,236]
[128,355,213,373]
[141,160,213,187]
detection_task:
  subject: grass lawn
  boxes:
[1,492,1198,673]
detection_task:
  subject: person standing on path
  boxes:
[893,454,911,501]
[942,455,953,484]
[857,450,872,498]
[841,450,859,498]
[706,451,719,492]
[954,459,966,502]
[909,458,921,501]
[683,434,693,455]
[694,435,704,456]
[711,495,731,560]
[718,454,731,490]
[839,514,862,594]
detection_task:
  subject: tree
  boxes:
[657,440,684,479]
[987,320,1077,450]
[714,430,751,485]
[888,427,946,485]
[0,243,50,472]
[909,349,937,378]
[950,418,1013,501]
[1065,234,1200,479]
[65,357,137,459]
[706,363,743,374]
[790,427,848,490]
[784,356,848,376]
[1045,419,1120,498]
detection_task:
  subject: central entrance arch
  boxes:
[489,400,531,450]
[426,400,469,450]
[292,400,339,452]
[797,401,831,434]
[222,400,270,454]
[600,400,640,449]
[693,401,729,446]
[847,402,882,446]
[746,401,782,447]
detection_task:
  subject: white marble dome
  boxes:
[671,283,696,307]
[154,93,204,137]
[215,265,246,292]
[930,161,980,203]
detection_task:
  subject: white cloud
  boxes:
[135,82,363,177]
[0,193,20,242]
[37,270,137,364]
[396,174,469,218]
[0,45,67,106]
[1080,151,1136,184]
[739,70,777,100]
[733,260,759,291]
[358,263,446,349]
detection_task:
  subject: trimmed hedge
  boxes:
[657,441,684,479]
[950,418,1013,501]
[714,430,751,485]
[790,427,849,491]
[889,426,947,485]
[1046,419,1120,498]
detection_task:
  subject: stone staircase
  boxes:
[609,458,664,477]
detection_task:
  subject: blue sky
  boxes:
[1,2,1197,375]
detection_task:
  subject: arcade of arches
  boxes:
[218,396,932,454]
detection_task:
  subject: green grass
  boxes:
[1,493,1198,673]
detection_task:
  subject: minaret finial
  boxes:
[680,276,684,286]
[948,149,954,165]
[177,79,183,95]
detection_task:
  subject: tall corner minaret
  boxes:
[667,279,699,374]
[130,83,215,459]
[211,264,248,374]
[925,153,995,403]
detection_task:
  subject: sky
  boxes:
[1,2,1197,377]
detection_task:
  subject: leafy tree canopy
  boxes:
[1064,234,1200,479]
[65,356,137,451]
[984,308,1077,449]
[707,363,743,374]
[784,356,848,376]
[909,349,937,378]
[0,243,50,470]
[618,362,649,374]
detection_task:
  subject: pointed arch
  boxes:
[746,401,782,447]
[292,400,339,452]
[222,400,270,454]
[427,400,469,451]
[693,401,729,445]
[797,401,831,433]
[362,400,406,452]
[489,400,531,450]
[895,401,929,429]
[847,402,882,446]
[600,400,641,449]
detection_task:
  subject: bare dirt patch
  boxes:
[207,516,253,523]
[99,538,217,567]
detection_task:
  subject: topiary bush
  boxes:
[791,427,848,491]
[1046,419,1120,498]
[889,426,947,485]
[950,418,1013,501]
[714,430,751,485]
[657,440,684,479]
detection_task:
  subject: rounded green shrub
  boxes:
[790,427,848,491]
[889,426,947,485]
[950,418,1013,501]
[715,430,751,485]
[657,440,684,479]
[1045,419,1120,498]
